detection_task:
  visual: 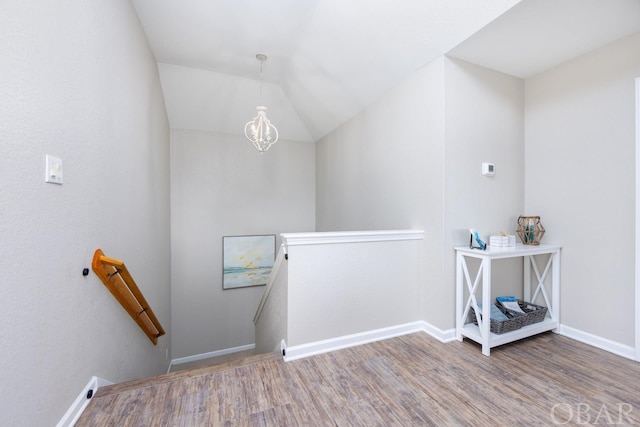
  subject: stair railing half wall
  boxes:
[254,243,287,325]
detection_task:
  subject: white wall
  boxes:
[315,59,442,232]
[442,57,525,328]
[316,57,447,330]
[170,129,315,358]
[286,236,423,346]
[315,56,525,330]
[525,32,640,347]
[0,1,171,425]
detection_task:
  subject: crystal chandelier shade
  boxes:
[244,54,279,152]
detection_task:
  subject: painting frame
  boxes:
[222,234,276,290]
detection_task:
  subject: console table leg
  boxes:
[482,258,491,356]
[455,252,463,341]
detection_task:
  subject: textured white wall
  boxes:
[170,129,315,358]
[0,1,170,426]
[315,56,525,330]
[525,32,640,347]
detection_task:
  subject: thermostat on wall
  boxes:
[482,162,495,176]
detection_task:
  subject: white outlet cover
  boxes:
[45,155,63,184]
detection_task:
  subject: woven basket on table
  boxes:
[470,305,525,334]
[496,299,548,327]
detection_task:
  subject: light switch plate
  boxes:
[45,155,63,184]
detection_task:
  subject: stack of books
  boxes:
[489,234,516,248]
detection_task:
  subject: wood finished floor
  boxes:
[77,332,640,426]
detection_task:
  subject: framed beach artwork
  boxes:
[222,234,276,290]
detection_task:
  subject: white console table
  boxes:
[455,243,561,356]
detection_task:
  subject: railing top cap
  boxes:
[281,230,424,246]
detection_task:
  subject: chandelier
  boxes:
[244,54,279,152]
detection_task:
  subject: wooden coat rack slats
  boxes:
[92,249,165,345]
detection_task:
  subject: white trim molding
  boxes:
[422,322,457,343]
[281,229,424,250]
[636,76,640,361]
[56,376,113,427]
[170,343,256,369]
[559,324,636,361]
[280,321,636,363]
[282,321,454,362]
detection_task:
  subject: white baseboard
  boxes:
[169,343,256,370]
[57,376,113,427]
[283,321,448,362]
[420,321,457,343]
[558,324,636,361]
[280,320,638,363]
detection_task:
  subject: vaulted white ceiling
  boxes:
[448,0,640,79]
[132,0,640,143]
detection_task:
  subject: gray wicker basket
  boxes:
[496,299,548,327]
[470,304,525,334]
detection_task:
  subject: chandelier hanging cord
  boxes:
[258,53,265,97]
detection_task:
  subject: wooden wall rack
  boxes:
[92,249,165,345]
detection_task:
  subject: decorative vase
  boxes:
[516,216,545,245]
